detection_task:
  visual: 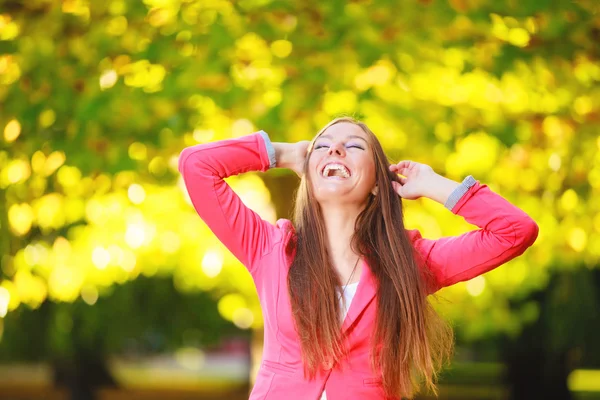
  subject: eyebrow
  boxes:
[317,134,368,144]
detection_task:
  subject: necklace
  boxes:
[338,256,360,303]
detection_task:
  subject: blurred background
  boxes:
[0,0,599,399]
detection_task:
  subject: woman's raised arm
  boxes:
[390,160,538,294]
[406,177,539,294]
[179,131,287,276]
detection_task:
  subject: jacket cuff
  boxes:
[444,175,477,211]
[258,130,277,169]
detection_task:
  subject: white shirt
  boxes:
[338,281,359,320]
[319,281,360,400]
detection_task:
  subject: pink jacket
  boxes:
[178,132,539,400]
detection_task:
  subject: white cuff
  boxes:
[444,175,477,210]
[258,130,277,169]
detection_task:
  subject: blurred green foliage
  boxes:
[0,0,599,361]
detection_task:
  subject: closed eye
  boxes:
[314,143,364,150]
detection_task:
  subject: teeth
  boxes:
[322,163,350,178]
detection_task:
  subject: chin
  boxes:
[314,186,370,205]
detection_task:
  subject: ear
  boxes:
[371,185,379,196]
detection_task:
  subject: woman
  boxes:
[178,117,539,400]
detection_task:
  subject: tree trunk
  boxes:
[260,173,299,221]
[503,330,572,399]
[53,351,117,400]
[503,268,600,400]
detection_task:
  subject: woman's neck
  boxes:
[320,203,364,282]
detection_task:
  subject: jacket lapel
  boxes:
[341,258,377,334]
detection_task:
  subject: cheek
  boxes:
[307,156,320,179]
[360,160,377,186]
[364,172,376,189]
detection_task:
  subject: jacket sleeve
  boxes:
[178,131,282,275]
[407,179,539,294]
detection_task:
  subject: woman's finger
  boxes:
[395,160,413,170]
[390,161,407,169]
[399,168,412,177]
[391,161,414,176]
[391,180,403,195]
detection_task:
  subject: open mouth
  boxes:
[321,163,351,179]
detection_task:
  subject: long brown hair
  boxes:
[287,116,454,398]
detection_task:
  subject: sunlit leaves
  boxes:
[0,164,274,331]
[0,14,19,40]
[490,14,534,48]
[230,32,288,94]
[217,293,256,329]
[0,56,21,85]
[121,61,166,92]
[8,203,34,236]
[56,166,82,190]
[236,32,272,63]
[99,69,118,90]
[1,159,31,186]
[567,227,587,253]
[354,59,396,91]
[33,194,67,232]
[270,40,292,59]
[38,109,56,128]
[127,184,146,204]
[3,120,21,143]
[41,152,66,177]
[12,270,47,309]
[106,16,128,36]
[323,91,358,116]
[466,276,486,297]
[62,0,91,20]
[573,55,600,86]
[446,131,502,177]
[0,287,9,318]
[48,265,84,302]
[128,142,148,161]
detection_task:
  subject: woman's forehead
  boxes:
[317,123,369,142]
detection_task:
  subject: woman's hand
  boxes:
[389,161,460,204]
[274,141,311,177]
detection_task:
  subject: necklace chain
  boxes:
[339,256,360,302]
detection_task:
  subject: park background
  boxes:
[1,0,599,399]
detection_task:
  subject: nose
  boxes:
[327,142,346,157]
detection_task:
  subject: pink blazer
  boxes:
[178,132,539,400]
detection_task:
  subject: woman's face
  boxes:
[307,122,377,205]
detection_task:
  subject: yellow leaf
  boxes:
[3,119,20,142]
[8,203,34,236]
[271,40,292,58]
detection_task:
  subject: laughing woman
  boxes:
[178,117,538,400]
